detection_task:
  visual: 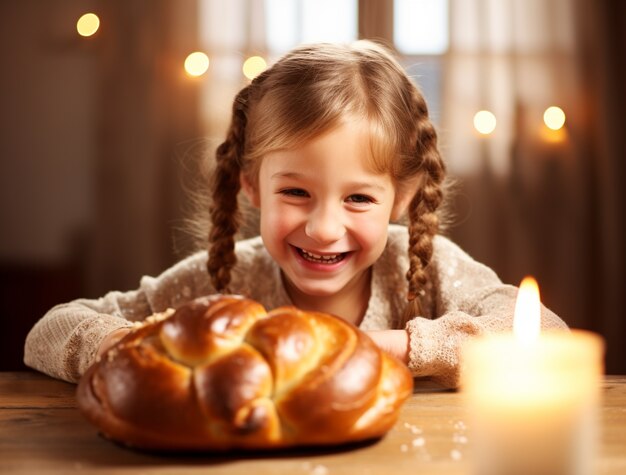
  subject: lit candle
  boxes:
[461,277,604,475]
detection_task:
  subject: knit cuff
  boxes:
[405,317,439,377]
[64,315,134,383]
[405,312,483,389]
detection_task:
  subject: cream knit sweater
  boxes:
[24,225,567,387]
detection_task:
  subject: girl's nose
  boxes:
[305,204,345,244]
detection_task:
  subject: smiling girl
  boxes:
[25,41,567,387]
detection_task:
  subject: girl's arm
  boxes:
[366,329,409,364]
[400,236,567,389]
[24,291,147,383]
[24,251,211,383]
[404,285,567,388]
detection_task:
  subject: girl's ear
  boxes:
[240,172,260,208]
[390,175,422,221]
[390,190,414,221]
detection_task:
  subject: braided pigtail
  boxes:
[207,86,251,293]
[404,90,446,319]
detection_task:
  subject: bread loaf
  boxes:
[77,294,413,451]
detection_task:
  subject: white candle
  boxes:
[461,277,604,475]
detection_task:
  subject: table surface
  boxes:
[1,372,625,474]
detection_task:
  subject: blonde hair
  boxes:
[207,40,446,319]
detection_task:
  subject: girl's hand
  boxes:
[366,329,409,364]
[97,328,131,358]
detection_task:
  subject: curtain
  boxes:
[88,0,202,295]
[442,0,625,373]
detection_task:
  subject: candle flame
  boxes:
[513,276,541,344]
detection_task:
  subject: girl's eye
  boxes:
[347,194,374,204]
[280,188,309,198]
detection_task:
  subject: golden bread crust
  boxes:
[77,294,413,451]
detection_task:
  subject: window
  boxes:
[198,0,449,134]
[393,0,449,126]
[265,0,358,56]
[394,0,449,55]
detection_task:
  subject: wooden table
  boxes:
[1,372,625,474]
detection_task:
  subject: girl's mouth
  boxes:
[296,247,347,264]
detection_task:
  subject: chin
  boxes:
[287,278,347,299]
[294,284,341,298]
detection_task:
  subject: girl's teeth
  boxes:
[305,251,337,259]
[299,249,344,263]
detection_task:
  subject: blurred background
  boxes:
[1,0,624,374]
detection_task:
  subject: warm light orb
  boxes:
[544,106,566,130]
[77,13,100,37]
[242,56,267,80]
[473,110,497,135]
[184,52,210,77]
[513,276,541,345]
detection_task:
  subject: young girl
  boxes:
[24,40,567,388]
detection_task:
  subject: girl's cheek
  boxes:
[349,211,391,244]
[263,202,301,234]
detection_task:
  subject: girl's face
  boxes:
[243,121,409,302]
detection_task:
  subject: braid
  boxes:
[207,86,251,293]
[404,90,446,318]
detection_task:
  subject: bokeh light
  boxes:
[473,110,497,135]
[242,56,267,80]
[543,106,566,130]
[76,13,100,37]
[184,52,210,77]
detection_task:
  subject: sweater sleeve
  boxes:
[23,251,211,383]
[404,237,568,388]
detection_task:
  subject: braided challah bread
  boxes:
[77,294,413,451]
